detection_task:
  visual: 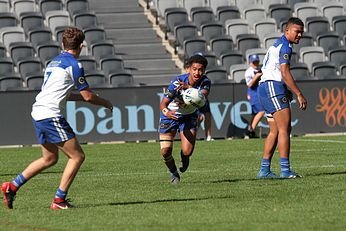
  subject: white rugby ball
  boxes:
[182,88,206,108]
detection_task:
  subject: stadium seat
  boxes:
[205,66,228,83]
[152,0,179,19]
[0,0,10,13]
[99,55,125,77]
[90,40,116,61]
[225,19,250,41]
[243,6,266,29]
[17,57,42,79]
[299,46,325,71]
[293,32,313,53]
[66,0,89,16]
[45,10,70,32]
[109,71,134,86]
[260,0,288,11]
[312,61,338,79]
[73,11,98,29]
[210,35,234,57]
[316,31,342,55]
[0,57,14,76]
[54,25,68,44]
[0,26,25,48]
[182,0,207,15]
[229,63,248,82]
[84,70,107,87]
[311,0,339,7]
[12,0,36,17]
[305,16,330,39]
[340,64,346,75]
[39,0,63,17]
[287,0,308,9]
[20,12,45,33]
[201,51,218,67]
[36,41,61,65]
[216,5,240,26]
[83,27,107,46]
[332,16,346,39]
[254,18,277,42]
[28,27,52,48]
[164,8,189,36]
[173,23,198,48]
[234,0,258,12]
[236,33,260,56]
[290,62,311,81]
[321,2,344,24]
[78,55,97,73]
[328,47,346,68]
[183,37,207,59]
[0,12,18,29]
[9,42,35,64]
[263,31,282,49]
[25,73,43,90]
[245,48,267,63]
[209,0,232,14]
[294,2,319,23]
[200,22,224,43]
[269,4,292,28]
[0,73,22,90]
[190,7,215,29]
[220,50,244,74]
[0,42,5,57]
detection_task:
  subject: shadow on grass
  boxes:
[79,195,234,208]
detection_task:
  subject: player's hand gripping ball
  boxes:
[182,88,206,108]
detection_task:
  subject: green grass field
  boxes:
[0,136,346,231]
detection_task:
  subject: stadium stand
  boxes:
[210,0,233,14]
[216,5,240,25]
[312,61,338,79]
[17,57,42,79]
[0,12,18,29]
[305,16,330,39]
[205,66,229,83]
[316,31,342,55]
[39,0,64,17]
[20,12,45,33]
[220,50,244,74]
[25,73,44,90]
[229,63,248,82]
[200,21,224,43]
[9,42,35,64]
[299,46,325,72]
[84,70,107,87]
[290,62,311,80]
[0,73,22,90]
[0,0,10,12]
[28,27,53,48]
[109,71,134,86]
[12,0,36,18]
[190,6,215,28]
[210,35,234,57]
[78,55,97,73]
[66,0,90,16]
[268,4,292,28]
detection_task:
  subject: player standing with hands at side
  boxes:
[159,55,210,184]
[2,27,113,209]
[257,17,307,179]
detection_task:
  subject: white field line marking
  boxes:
[294,139,346,144]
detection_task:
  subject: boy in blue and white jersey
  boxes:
[257,17,307,179]
[159,55,211,184]
[2,27,113,210]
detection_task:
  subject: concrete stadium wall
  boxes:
[0,80,345,145]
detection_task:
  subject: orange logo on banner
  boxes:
[315,88,346,127]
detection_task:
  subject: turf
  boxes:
[0,136,346,231]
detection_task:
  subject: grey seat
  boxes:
[191,7,215,28]
[254,18,277,42]
[78,55,97,73]
[220,50,244,74]
[20,12,45,33]
[83,27,106,46]
[9,42,35,64]
[0,0,10,13]
[216,5,240,25]
[260,0,288,11]
[205,66,228,83]
[17,57,42,79]
[316,31,342,55]
[201,51,218,67]
[300,46,325,71]
[174,23,198,48]
[328,47,346,68]
[243,6,266,29]
[312,61,338,79]
[73,11,97,29]
[25,73,44,90]
[229,63,248,82]
[305,16,330,39]
[0,73,22,90]
[182,0,207,15]
[287,0,308,9]
[340,64,346,75]
[109,71,134,86]
[0,57,14,76]
[245,48,267,63]
[0,26,25,48]
[332,15,346,38]
[293,32,313,53]
[28,27,52,48]
[200,22,224,43]
[290,62,311,81]
[210,35,233,57]
[263,31,282,49]
[99,55,125,77]
[66,0,89,16]
[236,33,260,56]
[36,41,61,65]
[153,0,179,19]
[225,18,250,41]
[84,70,107,87]
[0,42,5,57]
[234,0,258,12]
[54,25,68,44]
[90,40,116,61]
[321,2,344,24]
[0,12,18,29]
[45,10,70,32]
[294,2,319,23]
[183,37,207,58]
[12,0,36,17]
[39,0,63,17]
[164,8,189,37]
[209,0,232,14]
[269,4,292,27]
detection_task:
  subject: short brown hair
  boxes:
[62,27,85,50]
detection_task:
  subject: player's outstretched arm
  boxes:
[78,88,113,111]
[160,97,177,120]
[280,64,307,110]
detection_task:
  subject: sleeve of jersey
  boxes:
[72,62,89,91]
[279,44,292,65]
[200,79,211,95]
[164,79,177,100]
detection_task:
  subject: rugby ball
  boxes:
[182,88,206,108]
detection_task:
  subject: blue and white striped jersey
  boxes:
[31,52,89,120]
[260,35,292,83]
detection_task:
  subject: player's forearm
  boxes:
[282,71,303,96]
[67,93,85,101]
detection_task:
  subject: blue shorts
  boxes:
[198,100,210,113]
[258,81,290,114]
[159,116,198,134]
[251,102,264,114]
[32,116,75,144]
